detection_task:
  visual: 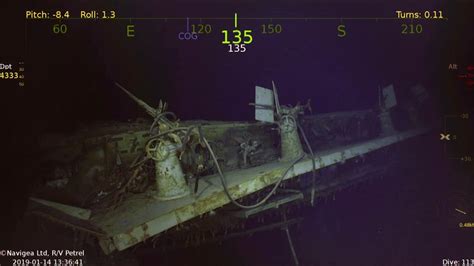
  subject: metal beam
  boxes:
[30,197,91,220]
[230,192,304,218]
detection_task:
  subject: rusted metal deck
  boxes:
[90,128,428,253]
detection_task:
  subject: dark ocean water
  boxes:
[2,1,473,266]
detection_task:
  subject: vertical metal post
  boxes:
[152,140,190,200]
[279,115,304,162]
[378,110,395,136]
[283,212,299,266]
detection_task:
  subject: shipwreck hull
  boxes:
[93,128,427,253]
[34,110,377,206]
[28,107,428,253]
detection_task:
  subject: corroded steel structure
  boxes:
[28,82,431,254]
